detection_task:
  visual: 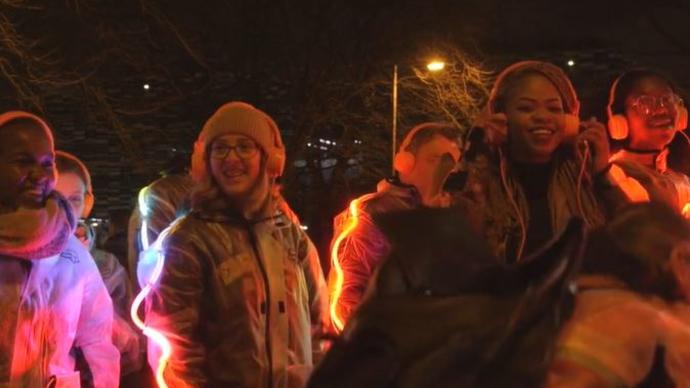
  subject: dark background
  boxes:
[1,0,689,258]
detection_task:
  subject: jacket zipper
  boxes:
[246,225,274,388]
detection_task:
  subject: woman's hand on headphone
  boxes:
[576,118,610,175]
[478,112,508,147]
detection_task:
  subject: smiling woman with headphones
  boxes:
[464,61,625,264]
[142,102,329,388]
[606,69,690,215]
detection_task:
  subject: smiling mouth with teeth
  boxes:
[22,187,45,200]
[648,118,674,128]
[530,128,555,135]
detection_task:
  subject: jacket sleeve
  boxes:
[298,230,329,361]
[330,211,390,326]
[143,176,192,245]
[145,233,207,388]
[103,252,143,374]
[74,252,121,388]
[593,164,650,217]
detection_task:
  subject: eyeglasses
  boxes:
[628,93,684,116]
[209,140,259,160]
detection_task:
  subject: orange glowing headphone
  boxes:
[486,61,581,142]
[56,151,95,218]
[393,122,461,174]
[607,71,689,140]
[263,115,287,178]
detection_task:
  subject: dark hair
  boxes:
[160,152,191,177]
[489,61,579,115]
[609,69,679,115]
[492,69,547,113]
[406,125,461,154]
[582,203,690,301]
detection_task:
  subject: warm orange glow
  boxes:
[426,60,445,72]
[329,193,376,332]
[683,203,690,219]
[608,164,651,203]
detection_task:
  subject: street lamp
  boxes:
[426,61,445,72]
[391,60,445,173]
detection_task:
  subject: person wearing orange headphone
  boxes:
[143,102,328,388]
[328,122,465,332]
[54,151,143,379]
[466,61,623,264]
[606,69,690,214]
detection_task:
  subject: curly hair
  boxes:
[489,61,580,115]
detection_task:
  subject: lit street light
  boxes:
[426,60,445,72]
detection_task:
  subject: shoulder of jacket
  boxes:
[360,189,414,216]
[162,211,245,250]
[359,194,387,215]
[611,157,647,172]
[58,236,102,278]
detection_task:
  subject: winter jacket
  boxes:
[311,211,586,388]
[547,275,690,387]
[611,148,690,213]
[329,180,420,326]
[91,248,142,376]
[329,179,476,327]
[145,208,329,388]
[463,150,619,263]
[1,235,119,388]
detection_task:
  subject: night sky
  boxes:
[0,0,688,249]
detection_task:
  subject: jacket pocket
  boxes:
[217,253,254,286]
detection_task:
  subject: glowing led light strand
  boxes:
[329,193,376,332]
[130,187,172,388]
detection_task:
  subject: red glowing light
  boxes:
[329,193,376,332]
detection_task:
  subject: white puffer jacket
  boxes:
[3,235,119,388]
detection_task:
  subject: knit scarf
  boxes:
[0,193,75,260]
[466,150,605,262]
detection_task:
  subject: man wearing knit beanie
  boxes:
[144,102,328,388]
